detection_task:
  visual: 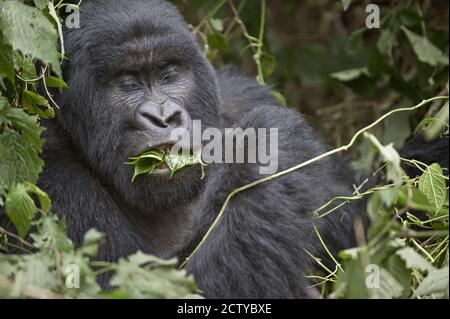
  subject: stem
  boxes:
[179,96,449,269]
[193,0,228,34]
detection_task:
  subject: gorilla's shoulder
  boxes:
[217,66,278,125]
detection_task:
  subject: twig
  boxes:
[179,94,449,269]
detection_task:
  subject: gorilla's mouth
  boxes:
[126,143,205,182]
[146,144,173,175]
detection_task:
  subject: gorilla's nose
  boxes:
[135,101,191,132]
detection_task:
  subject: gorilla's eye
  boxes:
[118,76,141,90]
[158,63,180,84]
[157,61,178,72]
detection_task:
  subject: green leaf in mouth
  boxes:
[126,150,206,182]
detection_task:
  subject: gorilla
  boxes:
[2,0,446,298]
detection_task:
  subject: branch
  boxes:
[179,96,449,269]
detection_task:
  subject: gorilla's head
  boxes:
[56,0,221,213]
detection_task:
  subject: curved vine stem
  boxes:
[179,95,449,269]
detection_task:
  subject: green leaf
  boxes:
[378,268,405,299]
[33,0,49,10]
[0,44,15,85]
[330,67,370,82]
[0,130,43,195]
[383,112,411,149]
[402,27,449,66]
[207,32,229,53]
[418,163,447,212]
[5,183,38,238]
[422,103,449,142]
[45,76,68,89]
[15,55,37,81]
[341,0,353,11]
[396,247,436,273]
[377,30,397,59]
[0,98,44,148]
[31,214,74,252]
[261,53,276,79]
[110,252,200,298]
[386,255,411,298]
[0,1,61,76]
[414,267,449,298]
[209,18,224,32]
[126,149,206,181]
[346,31,364,55]
[81,229,105,257]
[365,132,403,184]
[165,150,205,178]
[22,90,55,119]
[126,150,165,182]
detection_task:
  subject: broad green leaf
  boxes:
[110,253,200,298]
[418,163,447,212]
[207,32,229,53]
[0,98,44,148]
[0,1,61,76]
[14,255,59,291]
[0,44,15,85]
[15,55,37,81]
[402,27,449,66]
[0,130,43,195]
[386,255,411,298]
[48,1,65,64]
[25,182,51,213]
[396,247,436,273]
[5,183,38,238]
[33,0,49,10]
[165,150,205,178]
[334,255,369,299]
[126,149,205,181]
[22,90,55,119]
[31,214,74,252]
[377,268,405,299]
[45,76,68,89]
[414,267,449,298]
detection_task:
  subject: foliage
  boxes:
[174,0,449,299]
[0,0,199,298]
[126,149,206,181]
[0,0,448,299]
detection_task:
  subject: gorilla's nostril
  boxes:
[135,101,190,131]
[166,111,182,126]
[142,112,168,128]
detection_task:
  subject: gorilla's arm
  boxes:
[186,97,360,298]
[38,123,154,263]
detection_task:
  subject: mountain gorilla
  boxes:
[4,0,421,298]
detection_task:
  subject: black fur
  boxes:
[1,0,445,298]
[42,0,360,297]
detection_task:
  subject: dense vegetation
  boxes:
[0,0,448,298]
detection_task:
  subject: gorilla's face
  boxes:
[57,0,221,213]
